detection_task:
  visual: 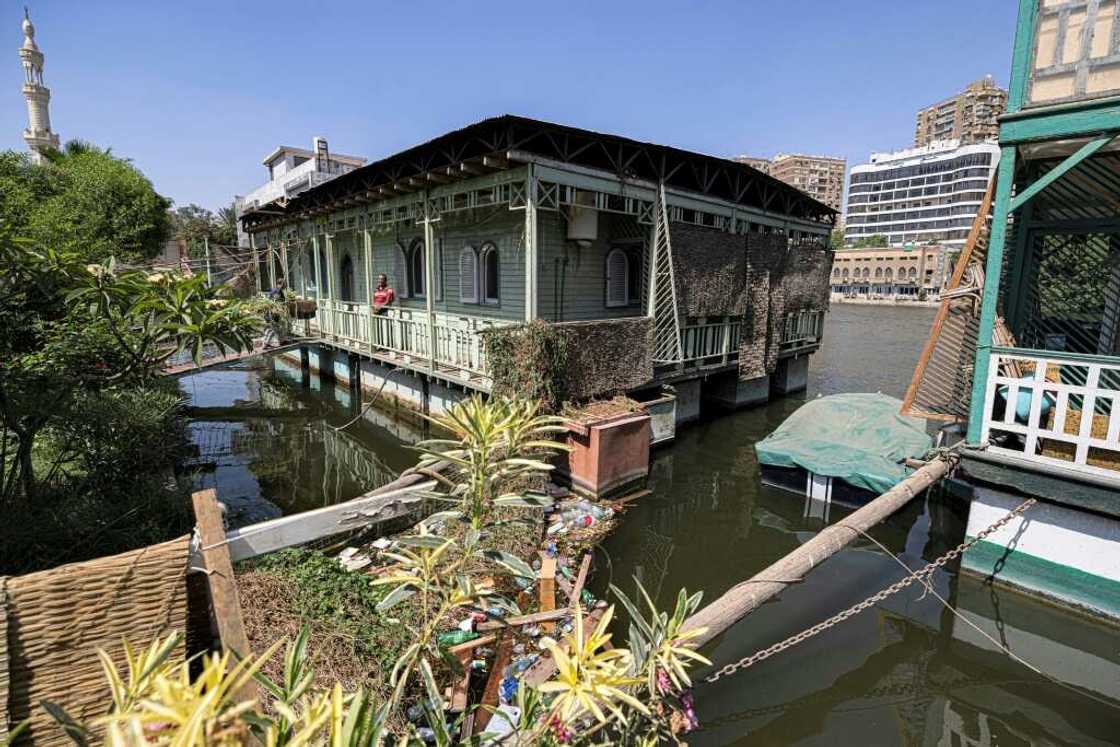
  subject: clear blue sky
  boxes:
[4,1,1016,212]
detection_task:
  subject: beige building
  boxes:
[914,76,1007,147]
[735,153,846,212]
[829,245,952,301]
[732,155,771,174]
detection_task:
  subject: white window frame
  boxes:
[480,242,500,305]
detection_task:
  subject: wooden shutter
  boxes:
[606,248,628,307]
[459,246,478,303]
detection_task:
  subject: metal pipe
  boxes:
[683,456,952,648]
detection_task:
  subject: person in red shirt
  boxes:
[372,273,395,314]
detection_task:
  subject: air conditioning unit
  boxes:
[566,190,598,246]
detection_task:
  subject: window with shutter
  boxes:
[459,246,478,303]
[480,243,499,304]
[606,248,628,307]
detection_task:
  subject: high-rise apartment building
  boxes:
[914,76,1007,147]
[845,139,1000,248]
[734,153,846,212]
[732,155,771,174]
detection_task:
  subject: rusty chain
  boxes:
[703,497,1036,684]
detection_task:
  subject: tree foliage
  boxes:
[852,234,888,248]
[0,144,172,262]
[170,202,239,259]
[0,230,260,502]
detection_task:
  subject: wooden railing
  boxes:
[980,348,1120,480]
[296,298,510,382]
[680,317,741,367]
[780,309,825,351]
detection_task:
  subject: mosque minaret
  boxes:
[19,7,59,164]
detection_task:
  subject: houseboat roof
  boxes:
[241,114,838,229]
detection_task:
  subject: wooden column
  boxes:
[524,164,538,321]
[423,194,437,372]
[966,145,1018,443]
[363,228,375,354]
[311,235,323,337]
[190,489,251,659]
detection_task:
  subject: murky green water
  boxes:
[180,304,1120,745]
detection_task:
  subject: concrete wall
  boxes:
[771,354,809,394]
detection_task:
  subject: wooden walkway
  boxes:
[163,341,305,377]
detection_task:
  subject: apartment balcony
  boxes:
[979,348,1120,483]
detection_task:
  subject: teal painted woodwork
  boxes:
[962,538,1120,619]
[1007,0,1037,113]
[967,146,1019,443]
[1008,135,1116,212]
[1000,97,1120,144]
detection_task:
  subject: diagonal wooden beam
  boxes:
[1009,135,1115,212]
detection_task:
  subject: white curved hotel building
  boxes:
[845,140,1000,248]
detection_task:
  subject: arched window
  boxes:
[874,267,883,279]
[408,240,425,298]
[606,248,628,307]
[842,268,850,279]
[480,243,500,304]
[459,245,478,303]
[908,266,917,279]
[863,267,870,279]
[884,267,893,282]
[339,254,355,301]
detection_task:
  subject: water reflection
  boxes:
[179,356,417,519]
[179,308,1120,744]
[596,305,1120,745]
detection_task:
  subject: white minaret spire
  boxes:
[19,7,59,164]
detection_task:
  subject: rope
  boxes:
[702,497,1037,684]
[330,364,410,432]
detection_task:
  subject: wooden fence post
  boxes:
[191,490,252,660]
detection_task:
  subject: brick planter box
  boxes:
[561,411,651,497]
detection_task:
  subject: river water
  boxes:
[180,304,1120,745]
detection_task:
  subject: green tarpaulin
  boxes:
[755,393,933,495]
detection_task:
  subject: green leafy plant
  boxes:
[482,320,570,410]
[415,395,570,530]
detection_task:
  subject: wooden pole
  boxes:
[191,489,252,659]
[682,457,952,648]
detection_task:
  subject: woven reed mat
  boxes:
[1,535,191,745]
